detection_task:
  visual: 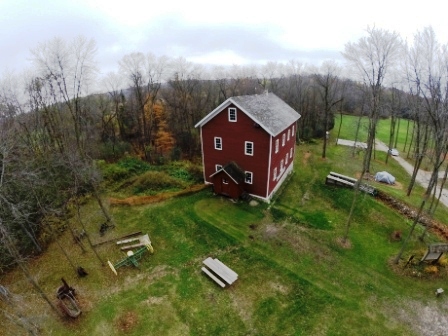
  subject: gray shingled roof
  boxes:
[195,92,300,137]
[231,93,300,136]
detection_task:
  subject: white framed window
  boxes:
[287,129,290,141]
[275,139,279,153]
[228,107,237,122]
[290,147,293,158]
[214,137,222,150]
[215,164,222,171]
[222,178,229,184]
[285,153,289,165]
[273,167,277,181]
[292,125,295,136]
[281,159,284,171]
[245,171,253,184]
[245,141,254,156]
[282,133,286,146]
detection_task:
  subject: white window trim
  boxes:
[228,107,237,122]
[292,125,295,136]
[280,159,284,171]
[287,129,290,141]
[282,133,286,146]
[214,137,222,150]
[215,164,222,171]
[273,167,277,181]
[275,139,279,153]
[245,171,253,184]
[245,141,254,156]
[290,147,293,158]
[285,153,289,165]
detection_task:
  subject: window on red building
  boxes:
[214,137,222,150]
[228,108,237,122]
[245,171,253,184]
[245,141,254,155]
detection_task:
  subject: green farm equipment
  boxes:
[107,235,154,275]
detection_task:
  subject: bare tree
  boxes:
[341,26,402,243]
[119,52,168,161]
[395,26,448,260]
[383,87,403,164]
[258,61,285,93]
[165,58,211,158]
[28,37,114,268]
[282,61,310,142]
[0,125,60,317]
[342,26,402,172]
[314,61,343,158]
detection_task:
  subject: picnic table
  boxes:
[202,257,238,288]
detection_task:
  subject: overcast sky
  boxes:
[2,0,448,76]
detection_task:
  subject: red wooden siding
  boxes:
[211,171,244,199]
[201,103,271,198]
[267,123,296,197]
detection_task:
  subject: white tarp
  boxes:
[375,171,396,185]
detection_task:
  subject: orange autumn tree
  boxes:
[153,101,175,160]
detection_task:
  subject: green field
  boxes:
[335,114,414,150]
[2,119,448,335]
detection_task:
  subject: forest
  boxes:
[1,25,448,319]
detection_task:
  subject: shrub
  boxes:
[117,157,151,175]
[169,167,191,181]
[185,164,203,183]
[99,157,152,182]
[167,161,203,183]
[101,165,131,181]
[424,265,439,275]
[438,256,448,267]
[130,171,186,194]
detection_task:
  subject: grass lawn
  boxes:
[335,114,440,171]
[335,114,415,151]
[2,138,448,335]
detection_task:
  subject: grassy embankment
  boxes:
[1,116,448,335]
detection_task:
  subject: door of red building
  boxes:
[221,178,230,196]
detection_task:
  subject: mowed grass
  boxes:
[334,114,414,150]
[3,136,448,335]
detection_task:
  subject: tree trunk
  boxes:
[394,197,427,264]
[431,162,448,216]
[403,119,410,152]
[75,197,105,266]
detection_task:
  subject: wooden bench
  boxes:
[329,172,357,183]
[326,172,377,196]
[202,257,238,287]
[214,259,238,281]
[326,175,355,188]
[201,267,225,288]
